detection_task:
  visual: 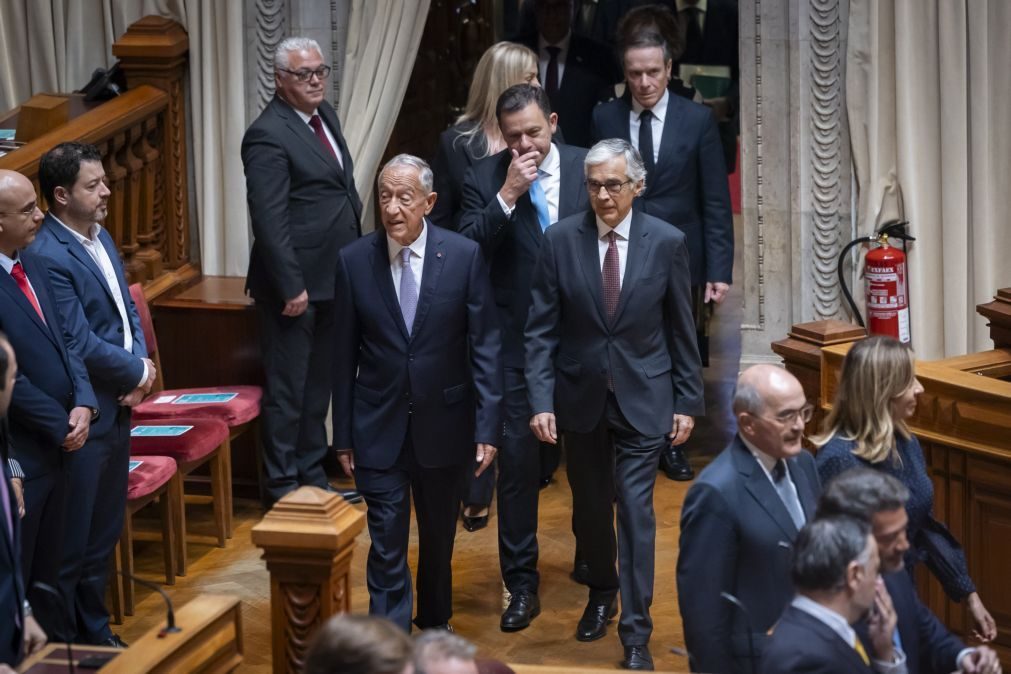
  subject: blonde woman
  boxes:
[814,336,997,642]
[429,41,539,233]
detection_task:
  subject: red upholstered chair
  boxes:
[128,283,263,535]
[109,455,181,622]
[130,418,232,576]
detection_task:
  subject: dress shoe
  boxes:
[461,506,490,532]
[500,592,540,632]
[98,635,128,649]
[323,484,364,504]
[659,445,694,481]
[621,645,654,670]
[570,559,590,585]
[576,596,618,642]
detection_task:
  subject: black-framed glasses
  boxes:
[753,403,815,426]
[278,65,332,82]
[0,202,38,217]
[586,179,633,196]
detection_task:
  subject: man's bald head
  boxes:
[734,365,809,458]
[0,170,43,256]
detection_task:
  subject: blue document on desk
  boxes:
[172,392,238,404]
[131,425,194,437]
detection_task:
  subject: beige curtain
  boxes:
[0,0,248,277]
[338,0,431,231]
[847,0,1011,358]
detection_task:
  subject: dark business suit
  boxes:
[459,143,588,595]
[760,605,875,674]
[0,251,96,639]
[855,570,965,674]
[30,214,148,643]
[525,209,703,645]
[677,437,820,673]
[592,92,732,287]
[514,33,621,149]
[242,95,362,505]
[332,222,503,630]
[1,419,26,666]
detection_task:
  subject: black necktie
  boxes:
[638,109,655,178]
[545,46,561,96]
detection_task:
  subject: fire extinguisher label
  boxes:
[898,307,910,343]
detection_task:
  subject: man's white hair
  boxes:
[378,154,434,195]
[275,37,323,70]
[585,138,647,184]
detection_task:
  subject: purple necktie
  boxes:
[399,247,418,333]
[0,470,13,545]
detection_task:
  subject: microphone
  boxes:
[31,581,75,674]
[116,571,181,636]
[721,591,757,674]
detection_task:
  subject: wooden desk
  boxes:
[508,666,685,674]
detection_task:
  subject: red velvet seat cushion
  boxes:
[130,418,230,464]
[132,385,262,427]
[126,455,177,501]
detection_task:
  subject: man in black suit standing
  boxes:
[242,36,363,507]
[677,365,820,674]
[526,139,703,670]
[333,155,503,633]
[0,333,48,668]
[593,31,733,480]
[818,469,1002,674]
[459,83,589,632]
[514,0,621,148]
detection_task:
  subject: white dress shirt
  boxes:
[740,435,804,517]
[538,32,571,86]
[293,106,345,169]
[792,593,907,674]
[629,89,668,165]
[387,220,428,302]
[595,209,632,285]
[497,142,560,226]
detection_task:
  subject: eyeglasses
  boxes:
[586,179,633,196]
[0,202,38,217]
[752,403,815,426]
[278,65,332,82]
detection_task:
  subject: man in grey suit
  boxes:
[677,365,821,674]
[525,139,703,670]
[242,36,362,506]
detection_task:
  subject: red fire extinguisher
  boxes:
[837,221,915,343]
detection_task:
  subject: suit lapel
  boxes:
[409,222,445,339]
[733,437,801,539]
[495,154,543,249]
[789,458,819,520]
[369,235,411,341]
[610,212,650,326]
[274,97,344,179]
[789,607,873,672]
[576,213,607,326]
[0,259,57,346]
[46,216,118,306]
[318,102,353,181]
[649,96,687,197]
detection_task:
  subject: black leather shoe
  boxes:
[659,446,694,481]
[461,506,490,532]
[98,635,128,649]
[324,484,364,504]
[621,645,654,670]
[576,596,617,642]
[570,559,590,585]
[500,592,540,632]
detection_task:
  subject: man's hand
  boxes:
[960,646,1002,673]
[867,579,898,663]
[23,614,47,655]
[498,149,540,208]
[141,357,157,393]
[967,592,997,642]
[119,387,146,408]
[10,477,24,518]
[670,414,694,446]
[475,443,497,477]
[282,290,309,317]
[530,412,558,445]
[62,406,92,451]
[336,449,355,478]
[705,281,731,304]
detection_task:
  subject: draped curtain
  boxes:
[847,0,1011,358]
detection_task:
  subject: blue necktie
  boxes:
[399,247,418,333]
[529,171,551,231]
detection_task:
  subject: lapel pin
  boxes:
[436,252,443,258]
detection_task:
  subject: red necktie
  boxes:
[308,114,339,164]
[10,261,45,323]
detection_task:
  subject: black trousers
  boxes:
[21,461,68,639]
[355,435,465,631]
[257,300,334,505]
[565,393,666,646]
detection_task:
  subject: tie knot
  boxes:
[772,460,787,483]
[400,247,411,264]
[546,46,561,57]
[9,260,25,280]
[639,109,653,122]
[606,231,617,244]
[309,114,323,131]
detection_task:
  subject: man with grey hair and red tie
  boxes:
[525,138,703,670]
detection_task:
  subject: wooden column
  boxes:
[112,16,191,271]
[977,288,1011,348]
[252,487,365,674]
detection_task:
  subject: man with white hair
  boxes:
[525,139,703,670]
[242,36,363,506]
[413,630,479,674]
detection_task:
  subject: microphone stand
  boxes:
[117,571,182,636]
[721,591,758,674]
[32,581,74,674]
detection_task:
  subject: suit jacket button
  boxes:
[117,326,124,333]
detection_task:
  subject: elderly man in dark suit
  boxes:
[677,364,820,674]
[459,83,589,631]
[525,139,703,670]
[242,36,363,507]
[30,142,154,647]
[333,154,503,632]
[0,334,48,668]
[0,169,96,640]
[592,30,733,480]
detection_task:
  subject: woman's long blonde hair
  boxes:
[812,336,917,464]
[455,41,538,157]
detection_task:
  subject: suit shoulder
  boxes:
[544,211,590,239]
[595,97,628,118]
[340,232,376,260]
[640,212,687,242]
[469,149,509,180]
[436,227,482,254]
[557,143,588,161]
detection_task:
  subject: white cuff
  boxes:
[496,193,515,217]
[136,359,149,389]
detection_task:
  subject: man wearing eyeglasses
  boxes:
[525,139,703,670]
[242,36,363,507]
[676,364,821,674]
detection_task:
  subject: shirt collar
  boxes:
[676,0,707,13]
[0,250,18,274]
[791,595,857,647]
[539,143,560,177]
[740,434,780,476]
[49,213,101,245]
[387,220,429,265]
[596,208,633,241]
[292,106,320,125]
[630,88,669,125]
